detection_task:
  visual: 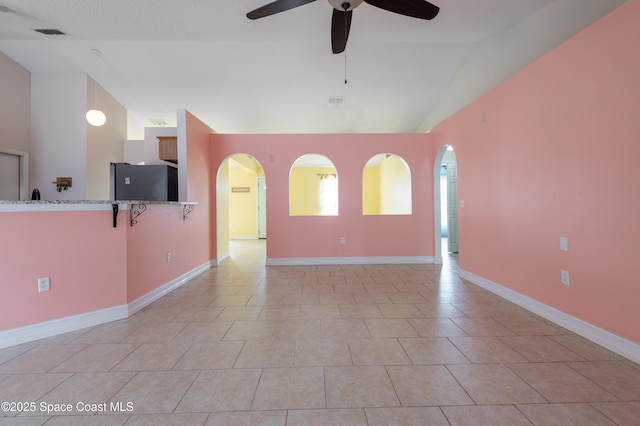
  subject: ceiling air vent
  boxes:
[328,96,345,106]
[35,29,66,35]
[148,118,167,126]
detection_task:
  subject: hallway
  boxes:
[1,240,638,425]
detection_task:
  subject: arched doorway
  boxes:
[216,154,266,265]
[433,145,458,264]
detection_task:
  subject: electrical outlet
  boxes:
[167,252,172,262]
[340,236,346,245]
[560,237,568,252]
[38,277,50,292]
[561,270,570,285]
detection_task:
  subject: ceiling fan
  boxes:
[247,0,440,54]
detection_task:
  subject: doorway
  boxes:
[433,145,458,264]
[216,154,267,264]
[0,150,28,200]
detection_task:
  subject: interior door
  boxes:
[257,176,267,239]
[447,161,459,253]
[0,152,21,200]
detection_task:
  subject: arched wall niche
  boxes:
[363,153,412,215]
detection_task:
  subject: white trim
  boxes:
[127,259,215,315]
[217,251,230,265]
[0,259,215,349]
[177,110,188,202]
[0,148,29,200]
[433,146,447,265]
[433,144,458,265]
[458,268,640,364]
[0,305,128,349]
[230,235,259,240]
[267,256,434,266]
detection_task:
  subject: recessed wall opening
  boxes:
[289,154,338,216]
[362,153,412,215]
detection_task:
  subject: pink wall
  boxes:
[125,206,199,302]
[184,110,215,261]
[0,199,214,332]
[432,1,640,343]
[0,210,127,331]
[211,133,435,261]
[126,110,215,302]
[1,112,216,333]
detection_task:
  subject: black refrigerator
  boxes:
[110,163,178,201]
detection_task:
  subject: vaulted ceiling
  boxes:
[0,0,625,138]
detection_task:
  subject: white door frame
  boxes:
[0,148,29,200]
[433,145,454,264]
[446,160,458,253]
[257,176,267,239]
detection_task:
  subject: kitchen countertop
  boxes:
[0,200,196,212]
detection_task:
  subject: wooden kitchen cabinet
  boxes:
[158,136,178,164]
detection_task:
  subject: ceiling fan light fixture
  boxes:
[248,0,439,55]
[327,0,363,11]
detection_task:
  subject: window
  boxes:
[362,153,412,215]
[319,173,338,215]
[289,154,338,216]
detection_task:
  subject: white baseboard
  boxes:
[216,251,230,265]
[128,259,216,315]
[0,305,128,349]
[0,259,215,349]
[458,268,640,364]
[266,256,434,266]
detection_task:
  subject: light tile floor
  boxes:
[1,240,639,425]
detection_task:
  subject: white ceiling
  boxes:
[0,0,625,138]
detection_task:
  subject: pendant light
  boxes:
[86,78,106,126]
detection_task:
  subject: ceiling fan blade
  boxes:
[363,0,439,20]
[247,0,317,20]
[331,9,352,54]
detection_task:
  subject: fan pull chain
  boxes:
[344,11,348,84]
[344,50,348,84]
